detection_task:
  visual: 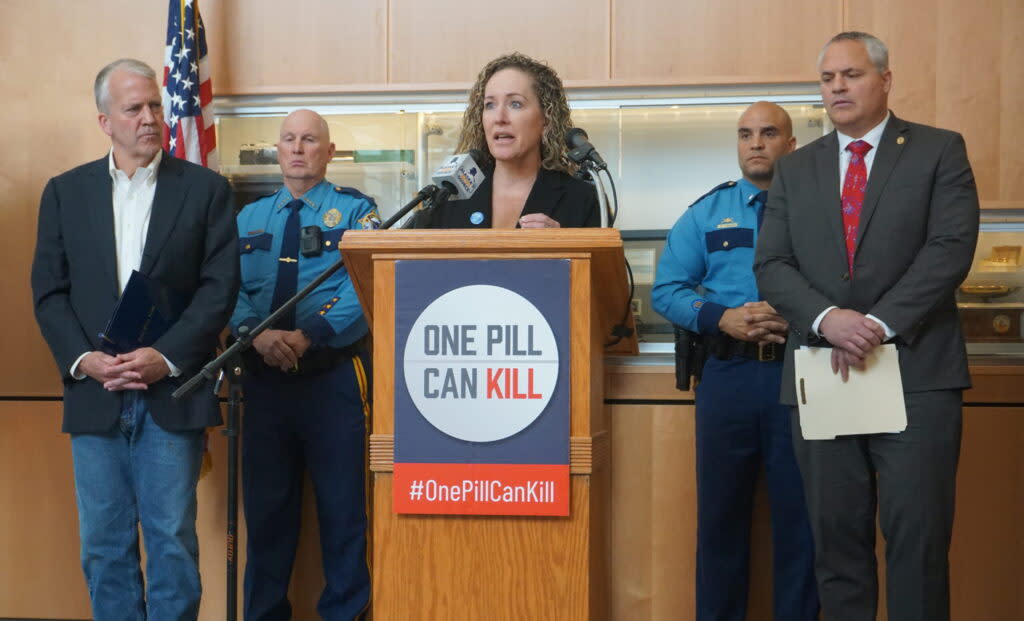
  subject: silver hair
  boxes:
[818,31,890,74]
[94,58,157,113]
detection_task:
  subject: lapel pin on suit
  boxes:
[897,136,905,145]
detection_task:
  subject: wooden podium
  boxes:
[341,229,636,620]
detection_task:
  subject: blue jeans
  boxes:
[71,391,204,621]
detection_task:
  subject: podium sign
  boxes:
[341,229,635,620]
[393,259,570,516]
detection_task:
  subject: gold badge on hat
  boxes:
[897,136,905,145]
[322,208,342,228]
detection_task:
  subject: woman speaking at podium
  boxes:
[411,53,600,229]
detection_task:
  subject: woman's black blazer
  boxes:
[409,167,601,229]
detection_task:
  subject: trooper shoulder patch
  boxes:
[358,209,382,230]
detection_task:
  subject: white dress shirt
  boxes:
[71,150,180,379]
[111,149,160,293]
[812,113,896,340]
[836,112,890,191]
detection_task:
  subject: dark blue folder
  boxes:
[98,270,186,355]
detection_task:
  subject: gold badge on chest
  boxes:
[322,208,342,228]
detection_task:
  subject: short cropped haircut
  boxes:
[94,58,157,113]
[818,32,889,74]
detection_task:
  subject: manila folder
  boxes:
[793,344,907,440]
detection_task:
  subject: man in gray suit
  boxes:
[754,32,979,621]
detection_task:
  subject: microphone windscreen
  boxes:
[565,127,589,148]
[431,152,486,200]
[468,148,492,174]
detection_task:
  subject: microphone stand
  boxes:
[577,160,611,228]
[381,184,440,229]
[575,158,631,342]
[173,183,438,621]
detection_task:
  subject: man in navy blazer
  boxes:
[31,59,239,620]
[754,33,978,621]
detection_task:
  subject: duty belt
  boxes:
[705,334,784,362]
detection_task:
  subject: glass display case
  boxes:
[959,214,1024,355]
[215,89,1024,355]
[214,86,826,228]
[214,86,827,343]
[218,110,424,211]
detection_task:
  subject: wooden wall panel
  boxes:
[934,0,1001,204]
[609,403,776,621]
[845,0,1019,202]
[948,406,1024,621]
[605,363,690,401]
[203,0,388,94]
[0,402,89,618]
[841,1,938,125]
[998,0,1024,200]
[388,0,610,86]
[612,0,841,84]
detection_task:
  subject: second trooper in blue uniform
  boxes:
[231,110,379,621]
[652,102,819,621]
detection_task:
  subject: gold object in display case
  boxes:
[981,245,1022,269]
[960,284,1014,300]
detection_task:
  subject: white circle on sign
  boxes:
[403,284,559,442]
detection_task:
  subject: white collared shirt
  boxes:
[812,112,896,340]
[109,149,161,293]
[71,150,180,379]
[836,112,890,191]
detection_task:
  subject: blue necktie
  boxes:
[754,190,768,231]
[270,198,303,331]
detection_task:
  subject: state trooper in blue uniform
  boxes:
[652,102,819,621]
[231,110,379,621]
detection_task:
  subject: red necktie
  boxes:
[841,140,872,275]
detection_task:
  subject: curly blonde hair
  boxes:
[457,52,576,175]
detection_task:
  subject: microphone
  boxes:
[431,149,486,202]
[565,128,608,171]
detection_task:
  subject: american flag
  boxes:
[162,0,217,168]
